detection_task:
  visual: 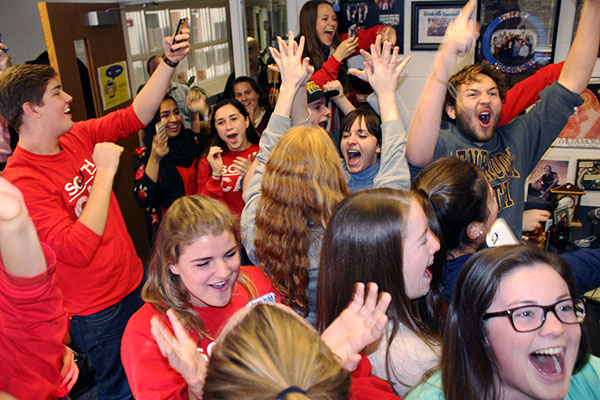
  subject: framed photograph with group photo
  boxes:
[475,0,561,87]
[410,1,466,50]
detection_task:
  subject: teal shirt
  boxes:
[406,356,600,400]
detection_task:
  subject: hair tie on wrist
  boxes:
[163,56,179,68]
[276,386,306,400]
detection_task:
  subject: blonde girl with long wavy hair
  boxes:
[241,32,348,325]
[256,125,348,321]
[121,195,280,399]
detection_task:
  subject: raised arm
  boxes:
[269,33,313,120]
[557,0,600,94]
[323,80,355,116]
[0,177,45,277]
[358,36,410,123]
[407,0,477,167]
[186,89,210,133]
[240,33,312,263]
[77,143,123,236]
[321,282,390,372]
[133,30,190,125]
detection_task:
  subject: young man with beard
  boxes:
[407,0,600,236]
[0,30,189,398]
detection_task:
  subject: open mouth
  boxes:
[64,107,71,114]
[478,111,491,127]
[323,29,335,43]
[529,347,565,377]
[346,149,361,166]
[318,120,328,129]
[210,279,230,291]
[166,123,180,133]
[424,267,432,280]
[227,133,238,141]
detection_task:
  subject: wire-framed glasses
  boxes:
[482,298,586,333]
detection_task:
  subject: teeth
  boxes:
[480,111,490,116]
[212,281,226,289]
[534,347,563,356]
[64,107,70,113]
[427,260,433,267]
[347,150,361,162]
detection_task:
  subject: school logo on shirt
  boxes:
[221,151,257,193]
[63,158,97,217]
[452,147,519,212]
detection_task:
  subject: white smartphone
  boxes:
[486,218,519,247]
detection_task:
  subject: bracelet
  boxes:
[163,56,179,68]
[212,172,222,179]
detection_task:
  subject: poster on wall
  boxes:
[475,0,560,87]
[337,0,404,54]
[526,159,569,203]
[553,78,600,148]
[97,61,131,111]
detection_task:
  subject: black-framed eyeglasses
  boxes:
[482,298,586,333]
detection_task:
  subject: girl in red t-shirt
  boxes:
[121,195,279,399]
[197,99,260,218]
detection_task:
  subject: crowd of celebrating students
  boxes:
[1,0,600,399]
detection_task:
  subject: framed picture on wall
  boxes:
[410,1,466,50]
[475,0,561,87]
[338,0,404,54]
[553,78,600,148]
[576,159,600,191]
[526,159,569,203]
[553,205,571,228]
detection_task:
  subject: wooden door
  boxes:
[39,2,151,263]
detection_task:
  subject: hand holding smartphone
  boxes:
[172,18,189,45]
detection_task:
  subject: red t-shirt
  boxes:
[350,354,400,400]
[121,266,280,399]
[2,106,144,316]
[0,243,68,400]
[197,144,258,217]
[500,61,564,126]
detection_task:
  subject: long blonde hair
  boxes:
[203,303,351,399]
[143,195,254,337]
[255,126,348,315]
